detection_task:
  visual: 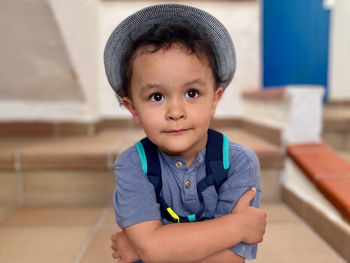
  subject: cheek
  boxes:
[189,106,212,125]
[138,108,163,129]
[141,118,164,142]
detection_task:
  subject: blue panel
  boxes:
[263,0,330,101]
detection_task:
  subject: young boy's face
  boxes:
[123,43,223,166]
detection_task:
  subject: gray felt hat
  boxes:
[104,3,236,98]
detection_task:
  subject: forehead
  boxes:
[130,43,213,84]
[130,44,216,93]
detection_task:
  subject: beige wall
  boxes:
[0,0,84,103]
[48,0,99,119]
[6,0,349,121]
[0,0,96,121]
[328,0,350,101]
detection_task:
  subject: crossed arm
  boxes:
[112,224,245,263]
[111,188,266,263]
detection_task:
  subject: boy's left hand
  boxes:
[111,230,140,263]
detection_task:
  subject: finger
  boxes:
[111,242,117,251]
[112,250,120,259]
[237,188,257,207]
[111,232,118,242]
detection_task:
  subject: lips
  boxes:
[164,128,190,134]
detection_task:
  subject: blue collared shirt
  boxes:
[113,140,261,260]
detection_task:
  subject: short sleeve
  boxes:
[113,146,161,228]
[214,142,261,260]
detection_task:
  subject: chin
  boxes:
[161,143,190,156]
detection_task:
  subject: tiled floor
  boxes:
[0,203,346,263]
[0,205,118,263]
[254,204,346,263]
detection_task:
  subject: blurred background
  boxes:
[0,0,349,262]
[0,0,349,121]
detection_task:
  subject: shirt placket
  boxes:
[183,170,196,201]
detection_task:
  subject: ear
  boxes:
[122,97,141,124]
[211,87,223,117]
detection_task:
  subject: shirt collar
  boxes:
[158,148,206,172]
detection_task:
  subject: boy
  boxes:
[104,3,266,263]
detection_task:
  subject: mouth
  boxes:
[164,128,190,134]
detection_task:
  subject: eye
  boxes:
[150,92,164,102]
[185,89,199,99]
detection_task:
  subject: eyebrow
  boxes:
[140,78,205,92]
[141,83,162,90]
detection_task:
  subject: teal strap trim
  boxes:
[187,214,196,222]
[222,134,229,170]
[135,141,147,175]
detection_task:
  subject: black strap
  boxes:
[197,129,229,200]
[139,129,229,223]
[140,137,162,197]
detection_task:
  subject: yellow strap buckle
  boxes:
[167,207,180,223]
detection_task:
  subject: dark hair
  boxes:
[120,23,222,98]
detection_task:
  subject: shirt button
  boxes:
[175,161,183,168]
[184,180,191,188]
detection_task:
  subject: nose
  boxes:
[166,99,186,121]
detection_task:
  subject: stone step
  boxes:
[0,127,284,206]
[322,103,350,151]
[282,155,350,261]
[287,143,350,222]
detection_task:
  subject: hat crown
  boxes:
[104,3,236,98]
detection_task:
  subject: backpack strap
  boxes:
[135,129,229,223]
[197,129,230,200]
[136,138,185,223]
[135,138,162,198]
